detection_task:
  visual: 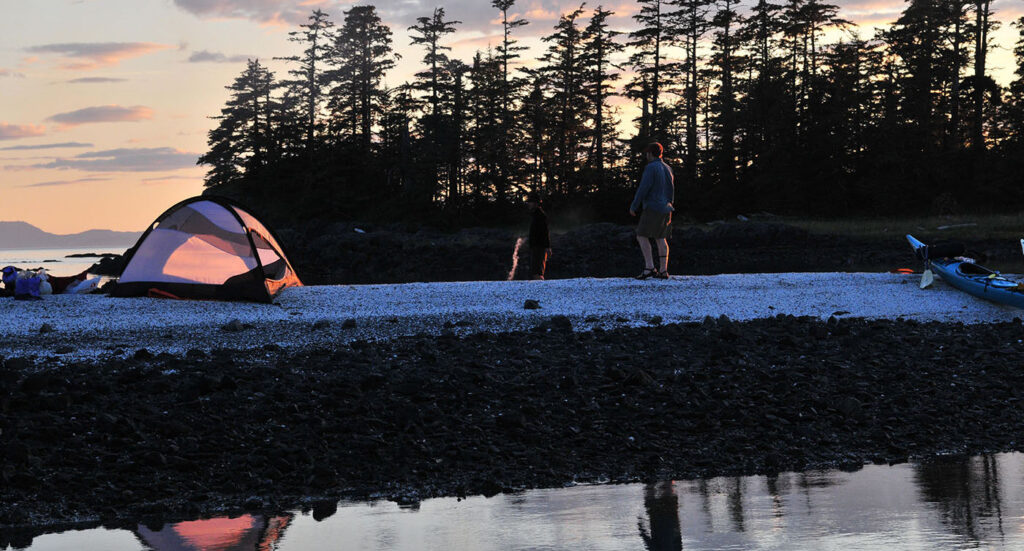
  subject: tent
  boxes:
[112,196,301,302]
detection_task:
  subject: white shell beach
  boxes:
[1,272,1020,360]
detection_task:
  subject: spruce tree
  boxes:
[327,5,397,154]
[539,5,589,196]
[581,6,625,188]
[199,59,276,186]
[277,9,334,152]
[627,0,677,141]
[409,7,462,204]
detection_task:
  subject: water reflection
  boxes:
[11,453,1024,551]
[914,455,1005,544]
[638,482,682,550]
[135,514,292,551]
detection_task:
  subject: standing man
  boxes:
[527,192,552,280]
[629,143,674,280]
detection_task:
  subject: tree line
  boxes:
[199,0,1024,226]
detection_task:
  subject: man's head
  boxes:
[644,142,663,161]
[526,192,542,210]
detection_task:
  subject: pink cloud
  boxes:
[46,106,154,128]
[25,42,172,70]
[171,0,333,26]
[0,123,46,141]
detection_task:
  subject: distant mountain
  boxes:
[0,221,140,250]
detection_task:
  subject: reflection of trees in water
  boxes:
[727,478,745,532]
[914,455,1004,544]
[638,481,683,551]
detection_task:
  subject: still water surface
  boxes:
[10,453,1024,550]
[0,248,120,277]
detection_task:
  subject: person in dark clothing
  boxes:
[526,193,551,280]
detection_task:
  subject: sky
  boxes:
[1,0,1021,234]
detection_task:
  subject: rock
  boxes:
[342,319,357,329]
[4,357,29,371]
[55,346,74,354]
[549,315,572,332]
[837,396,862,417]
[313,320,331,330]
[133,348,154,361]
[222,319,245,332]
[39,323,54,334]
[649,316,663,325]
[523,299,541,310]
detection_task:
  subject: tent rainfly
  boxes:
[112,196,301,302]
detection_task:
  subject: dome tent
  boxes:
[112,196,301,302]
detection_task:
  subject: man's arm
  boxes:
[630,165,654,214]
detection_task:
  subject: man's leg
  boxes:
[656,238,669,273]
[531,248,547,280]
[637,235,655,270]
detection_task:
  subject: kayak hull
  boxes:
[906,234,1024,309]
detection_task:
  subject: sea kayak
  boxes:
[907,234,1024,308]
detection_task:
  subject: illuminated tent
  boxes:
[112,196,301,302]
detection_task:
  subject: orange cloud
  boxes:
[25,42,173,70]
[0,123,46,141]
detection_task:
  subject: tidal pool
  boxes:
[9,453,1024,550]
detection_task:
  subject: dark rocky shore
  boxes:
[4,316,1024,546]
[267,221,1024,284]
[84,220,1024,282]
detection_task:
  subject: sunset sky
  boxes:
[1,0,1021,234]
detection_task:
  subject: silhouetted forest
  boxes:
[198,1,1024,227]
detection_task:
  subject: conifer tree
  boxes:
[409,7,461,203]
[491,0,529,201]
[327,5,398,154]
[581,6,624,188]
[540,5,589,196]
[675,0,713,184]
[277,9,334,151]
[199,59,275,186]
[709,0,743,188]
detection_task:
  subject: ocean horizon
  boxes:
[0,246,127,276]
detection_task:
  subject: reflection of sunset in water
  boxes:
[136,514,292,551]
[175,516,258,550]
[18,454,1024,550]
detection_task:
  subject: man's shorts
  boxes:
[637,210,672,239]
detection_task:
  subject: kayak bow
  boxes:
[906,234,1024,308]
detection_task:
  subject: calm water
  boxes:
[0,247,125,277]
[7,453,1024,550]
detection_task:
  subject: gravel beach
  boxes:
[3,273,1024,546]
[0,272,1020,361]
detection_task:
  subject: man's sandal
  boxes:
[636,268,657,280]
